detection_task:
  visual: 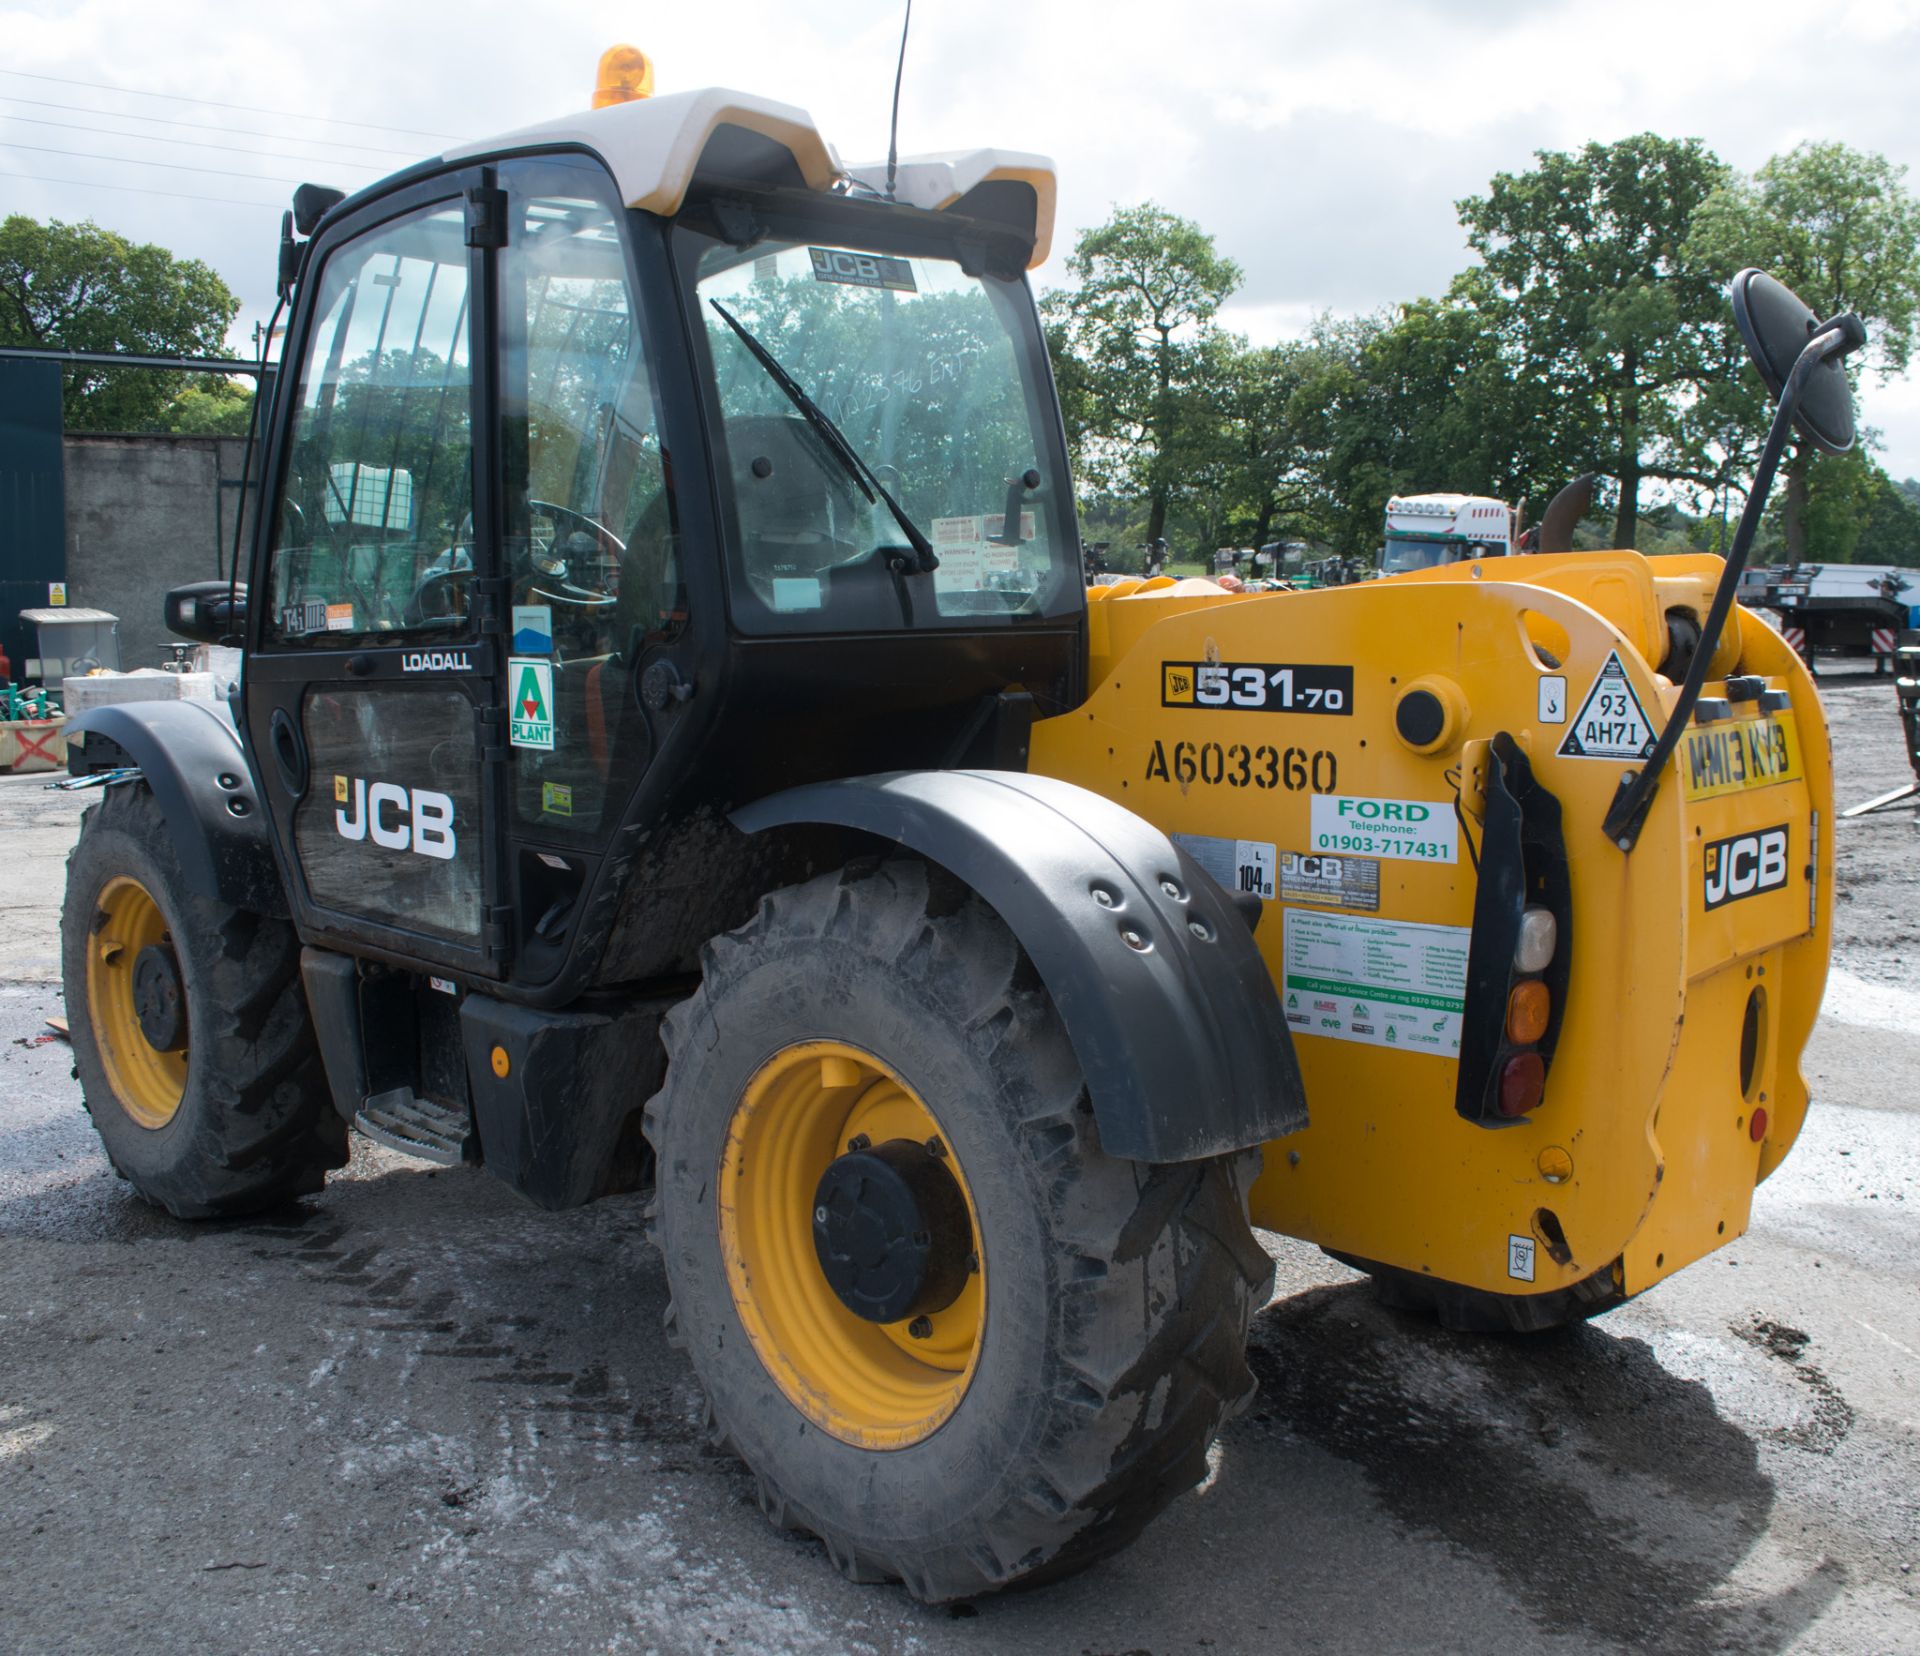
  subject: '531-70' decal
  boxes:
[1163,661,1353,714]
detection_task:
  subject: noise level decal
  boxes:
[1558,650,1656,760]
[1170,832,1276,900]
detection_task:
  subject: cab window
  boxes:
[499,159,678,835]
[267,202,474,641]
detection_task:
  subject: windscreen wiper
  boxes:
[708,299,938,574]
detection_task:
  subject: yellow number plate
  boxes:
[1680,712,1803,802]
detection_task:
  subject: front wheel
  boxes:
[645,860,1271,1601]
[61,781,345,1219]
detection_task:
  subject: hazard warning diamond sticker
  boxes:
[1558,650,1657,760]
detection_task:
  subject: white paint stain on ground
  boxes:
[1820,967,1920,1033]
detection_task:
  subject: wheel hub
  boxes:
[812,1138,972,1324]
[131,943,187,1053]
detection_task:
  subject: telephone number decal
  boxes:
[1162,661,1353,714]
[1145,739,1338,793]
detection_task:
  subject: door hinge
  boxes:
[470,575,509,637]
[477,703,508,765]
[465,185,508,249]
[483,904,515,951]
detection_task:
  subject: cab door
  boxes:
[245,173,508,975]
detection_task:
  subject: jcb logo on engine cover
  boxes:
[333,775,457,861]
[1702,824,1788,911]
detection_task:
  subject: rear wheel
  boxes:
[645,860,1271,1601]
[1334,1251,1622,1333]
[61,782,345,1219]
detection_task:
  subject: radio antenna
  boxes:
[885,0,912,200]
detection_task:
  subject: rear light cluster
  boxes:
[1498,906,1558,1116]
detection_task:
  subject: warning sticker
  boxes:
[1281,909,1469,1055]
[1507,1234,1537,1282]
[1171,832,1277,900]
[1279,851,1381,912]
[931,513,1030,593]
[324,601,355,633]
[1558,650,1657,760]
[509,657,555,750]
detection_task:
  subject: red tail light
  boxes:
[1498,1052,1546,1117]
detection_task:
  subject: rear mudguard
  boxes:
[732,769,1308,1163]
[67,699,285,916]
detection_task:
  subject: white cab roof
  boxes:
[443,87,1056,267]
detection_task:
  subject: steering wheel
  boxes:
[404,562,472,627]
[526,500,624,595]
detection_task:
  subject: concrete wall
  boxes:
[61,433,254,673]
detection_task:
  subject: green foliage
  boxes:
[1041,204,1243,541]
[1765,450,1920,565]
[1043,134,1919,572]
[160,378,257,436]
[1689,142,1920,556]
[0,215,240,431]
[1458,135,1735,545]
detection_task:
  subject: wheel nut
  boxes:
[1188,920,1213,941]
[964,1251,980,1274]
[925,1135,946,1159]
[847,1133,871,1152]
[908,1316,933,1340]
[1160,879,1184,900]
[814,1206,829,1225]
[1121,928,1148,951]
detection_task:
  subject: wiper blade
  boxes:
[708,298,937,573]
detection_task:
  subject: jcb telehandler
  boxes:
[61,55,1856,1600]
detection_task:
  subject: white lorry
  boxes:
[1379,492,1519,573]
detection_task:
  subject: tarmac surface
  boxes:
[1,674,1916,1655]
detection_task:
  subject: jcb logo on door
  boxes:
[333,775,457,860]
[1702,824,1788,911]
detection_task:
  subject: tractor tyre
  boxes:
[1333,1251,1622,1333]
[61,781,346,1219]
[644,859,1272,1601]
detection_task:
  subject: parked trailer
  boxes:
[1738,563,1918,673]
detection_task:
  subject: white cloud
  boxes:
[3,0,1919,476]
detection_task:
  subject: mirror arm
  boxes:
[1600,324,1851,852]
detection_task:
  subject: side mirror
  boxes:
[1730,268,1864,455]
[1601,270,1866,853]
[165,580,247,646]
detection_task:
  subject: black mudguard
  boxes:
[67,699,285,916]
[733,770,1308,1163]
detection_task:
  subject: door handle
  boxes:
[269,706,309,798]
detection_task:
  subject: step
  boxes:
[353,1088,471,1166]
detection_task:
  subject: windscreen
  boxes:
[1381,536,1464,574]
[690,236,1077,633]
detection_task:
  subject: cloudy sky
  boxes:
[7,0,1920,486]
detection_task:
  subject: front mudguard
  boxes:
[67,699,285,916]
[733,769,1307,1163]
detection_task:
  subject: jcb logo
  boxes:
[333,775,456,861]
[1703,824,1788,911]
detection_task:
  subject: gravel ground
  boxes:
[1,674,1915,1656]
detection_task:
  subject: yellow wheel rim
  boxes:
[718,1041,986,1450]
[85,876,188,1130]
